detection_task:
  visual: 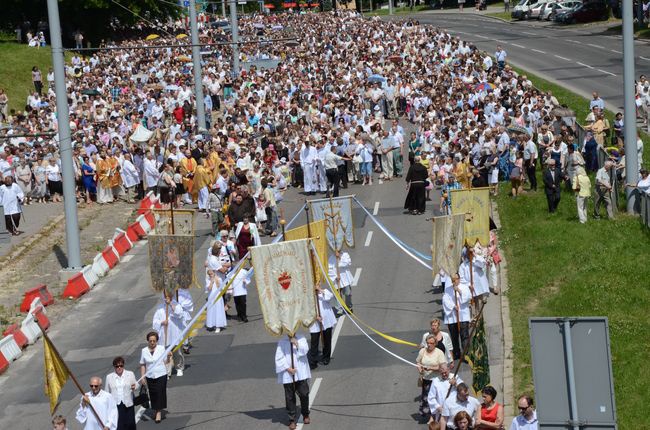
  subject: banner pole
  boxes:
[279,209,297,386]
[304,202,325,339]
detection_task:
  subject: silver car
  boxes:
[541,1,582,20]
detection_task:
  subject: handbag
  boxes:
[133,385,150,408]
[428,418,442,430]
[417,375,423,388]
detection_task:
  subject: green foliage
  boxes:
[497,179,650,428]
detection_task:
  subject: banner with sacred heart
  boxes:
[431,214,465,278]
[251,239,317,336]
[308,196,355,251]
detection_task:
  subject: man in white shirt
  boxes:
[427,363,463,422]
[143,151,160,193]
[510,395,539,430]
[275,333,311,429]
[75,376,118,430]
[439,382,481,430]
[0,176,24,235]
[120,153,139,203]
[442,273,472,361]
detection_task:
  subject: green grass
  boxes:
[497,182,650,429]
[0,37,56,113]
[366,4,429,16]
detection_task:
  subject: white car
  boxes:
[541,1,582,20]
[529,0,554,19]
[511,0,542,20]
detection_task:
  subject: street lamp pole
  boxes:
[189,0,208,132]
[230,0,240,77]
[623,0,639,213]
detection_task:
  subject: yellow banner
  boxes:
[285,220,328,284]
[450,188,490,246]
[43,335,70,414]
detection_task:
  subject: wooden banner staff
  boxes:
[327,195,343,298]
[304,202,325,341]
[279,209,296,387]
[39,325,106,428]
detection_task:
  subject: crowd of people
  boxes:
[8,6,648,429]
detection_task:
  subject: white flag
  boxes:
[309,196,355,251]
[251,239,317,336]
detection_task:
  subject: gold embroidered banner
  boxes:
[284,220,328,284]
[450,188,490,246]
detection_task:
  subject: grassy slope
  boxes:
[497,181,650,429]
[0,39,55,113]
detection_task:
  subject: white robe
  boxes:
[205,276,227,329]
[231,268,250,297]
[152,301,186,347]
[176,288,194,325]
[75,390,118,430]
[143,158,159,189]
[459,254,490,297]
[300,145,319,193]
[120,159,139,188]
[442,283,472,325]
[0,183,24,215]
[327,252,353,288]
[316,145,329,191]
[309,289,337,333]
[275,334,311,384]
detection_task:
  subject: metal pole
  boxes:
[46,0,82,270]
[388,0,393,15]
[623,0,639,213]
[222,0,227,18]
[562,319,580,430]
[230,0,240,77]
[189,0,207,132]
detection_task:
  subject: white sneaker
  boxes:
[215,328,221,333]
[176,369,183,376]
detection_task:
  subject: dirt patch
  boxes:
[0,202,137,331]
[522,276,563,315]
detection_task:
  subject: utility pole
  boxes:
[230,0,240,78]
[189,0,208,132]
[46,0,82,273]
[388,0,393,15]
[222,0,227,17]
[623,0,639,213]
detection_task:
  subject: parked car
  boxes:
[529,0,554,19]
[541,1,582,20]
[511,0,542,20]
[554,1,609,24]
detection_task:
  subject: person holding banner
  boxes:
[442,274,472,361]
[152,292,187,377]
[308,285,337,369]
[232,267,251,322]
[139,331,171,424]
[275,334,312,429]
[75,376,118,430]
[328,251,354,314]
[205,269,227,333]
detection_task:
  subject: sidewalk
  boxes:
[0,202,64,259]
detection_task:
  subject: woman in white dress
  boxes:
[205,269,227,333]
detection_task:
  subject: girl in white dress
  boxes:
[205,269,227,333]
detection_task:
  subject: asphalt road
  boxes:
[0,170,487,429]
[389,12,650,114]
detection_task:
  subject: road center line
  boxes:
[475,34,489,39]
[566,39,582,44]
[587,43,604,49]
[510,43,525,48]
[364,231,373,247]
[611,49,622,54]
[521,31,537,36]
[121,254,134,263]
[576,61,594,69]
[641,56,650,61]
[531,49,546,54]
[373,201,380,215]
[554,55,571,61]
[331,315,346,357]
[598,69,616,77]
[351,268,362,287]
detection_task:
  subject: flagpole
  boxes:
[279,212,297,388]
[304,202,325,340]
[39,324,105,428]
[327,195,343,299]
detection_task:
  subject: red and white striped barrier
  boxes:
[0,350,9,374]
[112,230,133,256]
[101,244,120,269]
[0,335,23,362]
[126,221,145,243]
[92,253,109,278]
[135,213,152,235]
[62,271,91,299]
[20,284,54,313]
[3,324,28,350]
[21,299,44,344]
[81,265,99,290]
[137,191,155,215]
[30,300,50,331]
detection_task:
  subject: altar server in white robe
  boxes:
[205,269,227,332]
[300,140,319,194]
[315,142,330,192]
[308,285,337,369]
[76,376,118,430]
[176,286,194,353]
[119,153,139,203]
[0,176,24,235]
[442,273,472,361]
[232,268,250,322]
[458,246,490,300]
[275,333,311,429]
[328,251,354,313]
[152,292,187,376]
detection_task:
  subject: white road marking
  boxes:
[331,315,346,357]
[611,49,622,54]
[476,34,489,39]
[351,268,362,287]
[554,55,572,61]
[576,62,594,69]
[296,377,323,430]
[511,43,525,49]
[364,231,373,247]
[598,69,617,77]
[521,31,537,36]
[641,56,650,61]
[121,254,134,263]
[135,406,146,423]
[531,49,546,54]
[587,43,604,49]
[566,39,582,44]
[373,201,380,215]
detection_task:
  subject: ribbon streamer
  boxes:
[353,197,433,271]
[310,242,420,363]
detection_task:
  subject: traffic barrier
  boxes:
[101,244,120,269]
[62,271,91,299]
[3,324,28,349]
[0,350,8,374]
[137,191,155,215]
[19,284,54,313]
[136,213,153,235]
[30,301,51,331]
[20,313,42,344]
[112,230,132,256]
[81,265,99,290]
[126,221,145,243]
[0,335,23,362]
[92,253,109,278]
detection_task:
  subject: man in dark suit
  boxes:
[543,159,562,213]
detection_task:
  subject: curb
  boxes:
[490,201,515,424]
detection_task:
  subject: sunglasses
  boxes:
[90,384,99,388]
[114,364,124,368]
[518,406,529,411]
